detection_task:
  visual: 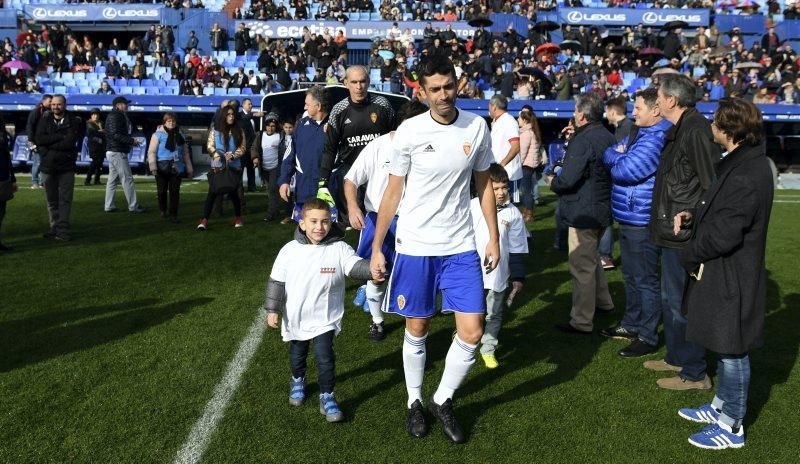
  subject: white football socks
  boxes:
[403,330,427,408]
[365,280,386,324]
[433,335,477,405]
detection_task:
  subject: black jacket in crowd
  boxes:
[105,109,135,153]
[25,104,46,144]
[649,107,721,248]
[34,112,84,174]
[0,129,14,183]
[86,120,106,159]
[550,122,616,230]
[680,143,774,354]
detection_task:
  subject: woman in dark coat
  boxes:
[0,114,15,252]
[85,108,105,185]
[672,98,774,450]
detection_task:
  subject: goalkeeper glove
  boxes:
[316,179,335,207]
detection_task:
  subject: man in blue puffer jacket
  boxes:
[599,87,673,358]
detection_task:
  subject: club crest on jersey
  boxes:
[397,295,406,309]
[370,112,378,123]
[463,141,472,156]
[320,267,336,274]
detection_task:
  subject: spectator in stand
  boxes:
[210,23,227,52]
[36,95,83,242]
[84,108,105,186]
[106,56,121,78]
[96,81,115,95]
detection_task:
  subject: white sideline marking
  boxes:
[174,311,267,464]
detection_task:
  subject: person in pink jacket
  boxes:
[517,109,543,223]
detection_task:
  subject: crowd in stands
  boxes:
[62,0,202,8]
[1,0,800,104]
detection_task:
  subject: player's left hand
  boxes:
[484,240,500,274]
[349,204,366,230]
[267,312,279,329]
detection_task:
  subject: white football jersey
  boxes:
[389,110,493,256]
[491,111,522,181]
[270,240,362,341]
[470,198,529,292]
[344,133,394,213]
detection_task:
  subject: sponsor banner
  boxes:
[237,20,475,40]
[559,8,708,27]
[23,4,162,22]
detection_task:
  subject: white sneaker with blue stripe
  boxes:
[319,392,345,423]
[688,423,745,450]
[678,403,720,424]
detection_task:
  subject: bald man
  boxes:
[317,66,395,226]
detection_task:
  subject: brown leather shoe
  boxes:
[656,375,712,391]
[643,359,682,372]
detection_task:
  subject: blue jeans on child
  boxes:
[289,330,336,394]
[711,353,750,429]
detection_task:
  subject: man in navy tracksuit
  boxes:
[278,86,329,222]
[600,87,672,358]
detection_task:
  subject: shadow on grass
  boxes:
[0,297,213,372]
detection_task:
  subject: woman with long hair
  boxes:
[85,109,105,185]
[148,113,194,223]
[518,109,543,222]
[198,106,245,230]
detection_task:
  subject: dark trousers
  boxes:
[661,247,707,381]
[203,189,241,219]
[289,330,336,394]
[619,225,661,346]
[242,153,256,191]
[41,171,74,238]
[85,156,103,184]
[0,199,6,241]
[155,172,181,217]
[328,166,351,227]
[261,165,281,220]
[554,204,569,250]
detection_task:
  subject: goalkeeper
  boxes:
[316,66,395,227]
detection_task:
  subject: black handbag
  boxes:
[208,165,239,195]
[157,159,178,175]
[0,180,14,202]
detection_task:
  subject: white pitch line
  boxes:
[174,311,267,464]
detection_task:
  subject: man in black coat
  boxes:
[35,95,83,241]
[662,28,682,60]
[25,94,51,189]
[104,96,145,213]
[548,93,616,335]
[240,98,261,192]
[648,74,721,391]
[673,98,773,450]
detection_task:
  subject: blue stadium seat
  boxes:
[74,73,87,81]
[241,87,253,95]
[146,87,160,95]
[141,79,155,87]
[96,66,106,74]
[53,86,67,94]
[108,50,116,57]
[228,87,240,96]
[42,85,54,94]
[77,137,91,167]
[133,87,146,95]
[79,87,91,94]
[120,86,132,94]
[203,87,214,96]
[66,86,80,94]
[214,87,227,96]
[128,79,141,87]
[167,79,179,87]
[129,137,147,168]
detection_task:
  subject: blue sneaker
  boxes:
[319,392,345,423]
[688,423,745,450]
[352,285,367,308]
[679,404,720,424]
[288,376,305,406]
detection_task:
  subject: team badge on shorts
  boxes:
[370,112,378,123]
[463,141,472,156]
[397,295,406,309]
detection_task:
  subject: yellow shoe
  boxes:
[481,353,499,369]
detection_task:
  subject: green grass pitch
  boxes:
[1,179,798,463]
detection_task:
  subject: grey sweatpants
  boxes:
[104,151,139,211]
[480,289,507,355]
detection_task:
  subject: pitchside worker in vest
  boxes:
[316,66,395,226]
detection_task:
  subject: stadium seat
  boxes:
[42,85,54,94]
[96,66,106,75]
[228,87,240,96]
[53,85,66,94]
[77,137,91,168]
[79,86,91,94]
[74,73,87,82]
[119,86,132,95]
[214,87,227,96]
[167,79,179,87]
[203,87,214,96]
[128,79,141,87]
[141,79,155,87]
[241,87,253,95]
[133,87,146,95]
[128,137,147,168]
[66,86,80,94]
[145,87,160,95]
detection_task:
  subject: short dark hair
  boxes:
[41,94,53,101]
[417,55,456,87]
[396,99,429,126]
[605,96,627,116]
[488,163,509,184]
[713,98,763,146]
[634,87,659,108]
[301,198,331,217]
